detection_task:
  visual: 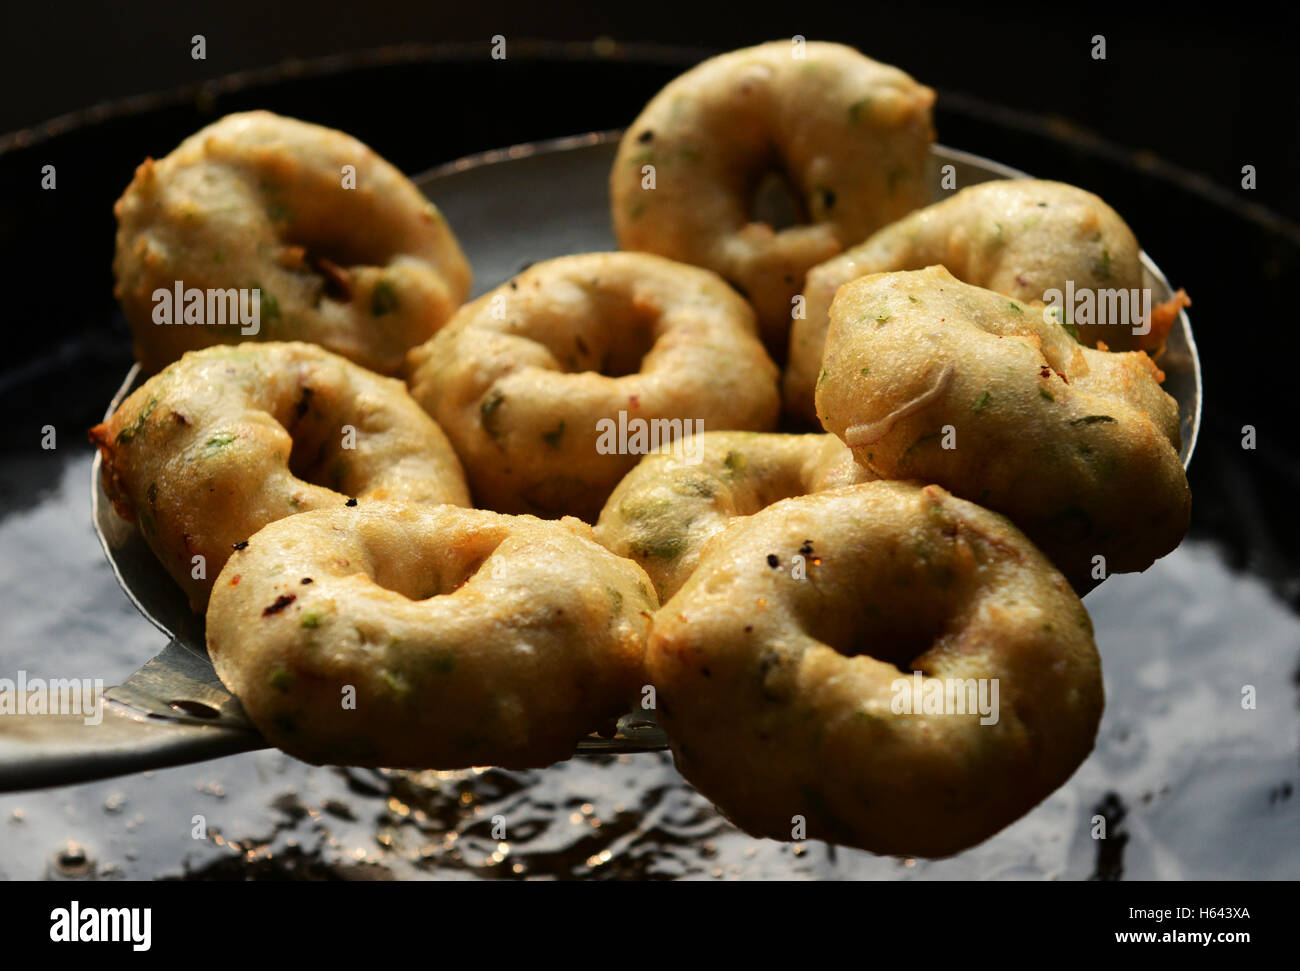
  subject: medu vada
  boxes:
[405,252,780,522]
[648,480,1103,857]
[595,430,873,601]
[815,265,1190,587]
[611,41,935,350]
[114,111,471,374]
[90,341,469,612]
[787,179,1179,421]
[207,500,658,769]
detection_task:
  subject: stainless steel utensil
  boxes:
[0,134,1200,791]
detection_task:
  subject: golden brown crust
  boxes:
[405,252,780,522]
[594,431,873,600]
[93,341,469,611]
[786,179,1152,421]
[648,481,1103,857]
[815,265,1189,586]
[611,41,935,350]
[207,501,658,769]
[113,111,470,374]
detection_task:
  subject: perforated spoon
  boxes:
[0,134,1200,791]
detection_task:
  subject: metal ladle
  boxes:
[0,135,1201,791]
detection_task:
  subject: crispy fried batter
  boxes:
[595,430,873,600]
[611,41,935,351]
[405,252,780,522]
[816,266,1190,587]
[92,341,469,611]
[648,481,1103,857]
[787,180,1158,421]
[113,111,470,374]
[208,501,657,769]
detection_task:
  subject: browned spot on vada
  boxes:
[90,341,469,611]
[787,179,1163,421]
[816,265,1189,587]
[208,501,657,769]
[648,481,1103,857]
[611,41,935,351]
[113,111,470,374]
[595,430,873,600]
[405,252,780,522]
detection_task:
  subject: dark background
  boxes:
[5,3,1298,221]
[1,1,1298,591]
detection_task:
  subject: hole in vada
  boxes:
[749,165,808,230]
[556,298,658,378]
[802,601,950,675]
[366,546,496,602]
[600,310,658,377]
[287,421,351,493]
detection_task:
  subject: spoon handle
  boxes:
[0,638,265,793]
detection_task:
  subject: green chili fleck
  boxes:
[1093,247,1112,279]
[636,532,686,560]
[116,397,159,444]
[677,476,717,498]
[203,432,238,451]
[902,431,943,463]
[371,279,399,316]
[1069,414,1117,425]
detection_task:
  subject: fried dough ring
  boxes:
[595,431,873,601]
[611,41,935,350]
[207,501,658,769]
[648,481,1103,857]
[114,111,471,374]
[90,341,469,612]
[816,266,1189,587]
[405,252,780,522]
[787,179,1152,421]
